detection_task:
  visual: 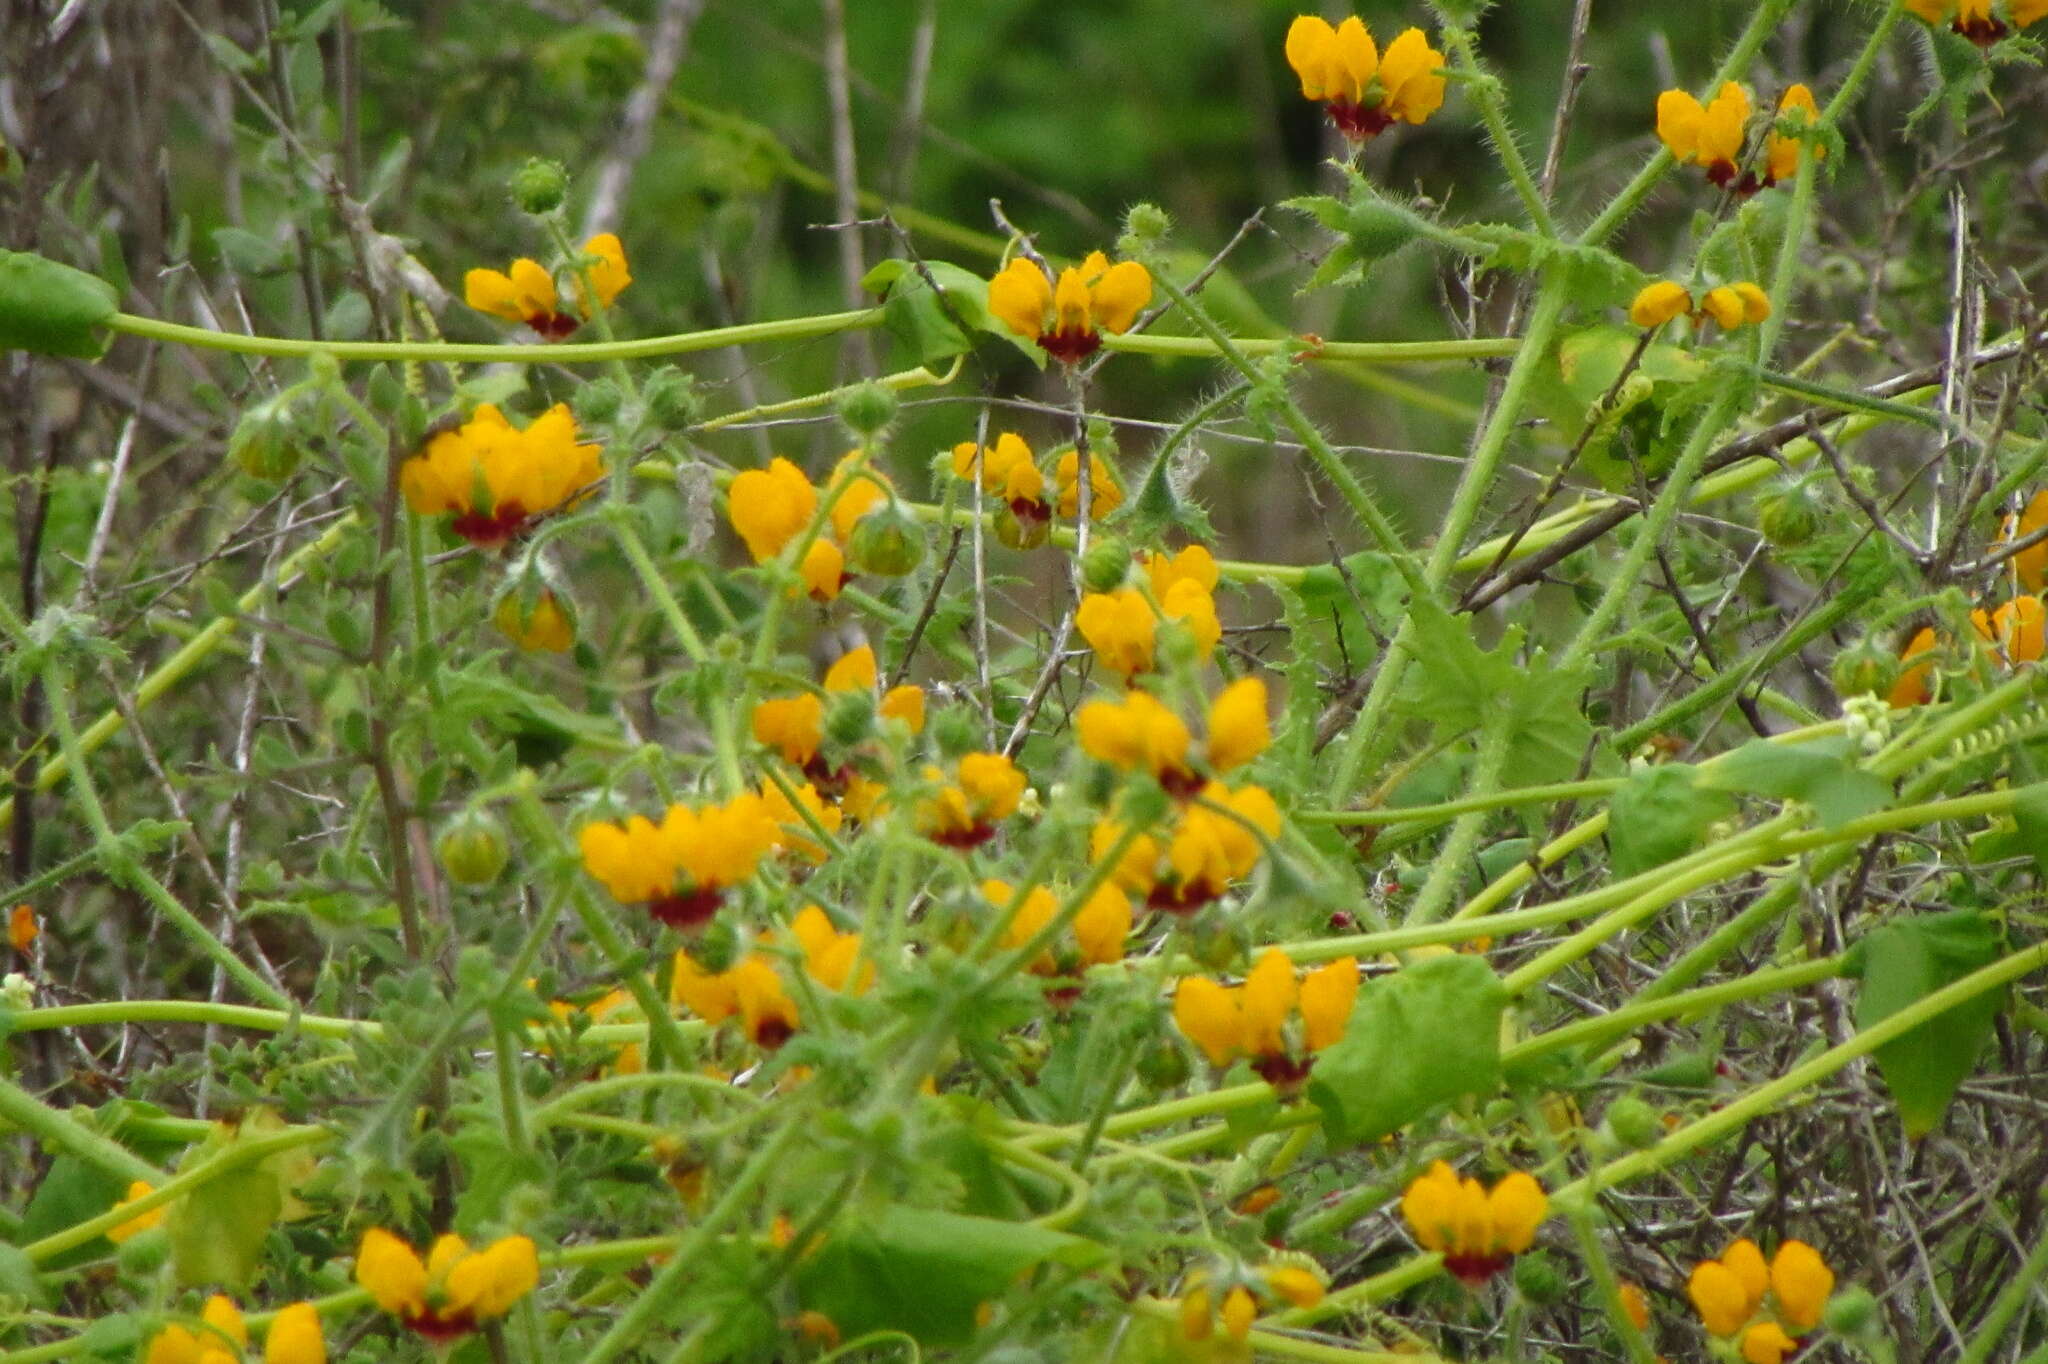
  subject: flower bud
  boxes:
[572,377,626,426]
[929,705,981,762]
[1081,537,1133,593]
[508,157,569,216]
[1823,1286,1878,1336]
[994,503,1051,550]
[643,366,703,430]
[691,916,743,973]
[229,394,301,480]
[1345,197,1422,260]
[1602,1096,1662,1150]
[1757,478,1823,548]
[847,500,925,577]
[1512,1249,1568,1305]
[436,810,510,887]
[1122,202,1173,251]
[835,381,899,437]
[1831,636,1900,701]
[1134,1039,1191,1090]
[824,687,877,750]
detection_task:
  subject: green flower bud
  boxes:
[1831,636,1901,701]
[1134,1038,1191,1090]
[1345,197,1423,260]
[1757,478,1824,548]
[691,916,743,973]
[1823,1286,1877,1335]
[1512,1249,1568,1305]
[1602,1096,1662,1150]
[929,705,981,762]
[508,157,569,216]
[114,1225,170,1276]
[1081,537,1133,593]
[228,395,300,480]
[824,687,877,751]
[572,377,626,426]
[642,365,702,429]
[436,810,510,887]
[847,500,925,577]
[1122,202,1173,250]
[835,381,899,437]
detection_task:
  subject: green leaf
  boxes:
[0,249,118,358]
[1308,954,1506,1147]
[18,1156,127,1268]
[1393,601,1601,786]
[2010,782,2048,878]
[868,259,1006,369]
[1697,736,1889,828]
[210,226,295,278]
[1607,764,1736,877]
[794,1204,1108,1346]
[164,1108,307,1289]
[1849,910,2004,1140]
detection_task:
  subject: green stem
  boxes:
[1294,778,1623,826]
[1438,25,1555,236]
[0,1075,165,1186]
[105,307,884,365]
[1399,711,1514,927]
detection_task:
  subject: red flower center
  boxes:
[449,500,533,548]
[649,886,724,930]
[1326,99,1396,143]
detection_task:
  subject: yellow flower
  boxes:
[881,683,926,733]
[355,1228,538,1340]
[791,903,872,995]
[671,906,868,1047]
[1619,1281,1651,1331]
[1204,677,1270,773]
[1172,949,1357,1089]
[986,251,1152,364]
[1629,280,1693,328]
[7,902,34,953]
[1656,81,1752,187]
[466,234,630,338]
[1162,578,1222,663]
[1071,883,1132,967]
[1907,0,2044,41]
[985,879,1131,976]
[1077,588,1158,680]
[727,457,818,562]
[400,404,604,547]
[1996,489,2048,592]
[493,588,574,652]
[1055,448,1124,519]
[752,694,826,768]
[148,1296,325,1364]
[1689,1257,1761,1337]
[1285,16,1445,142]
[1076,689,1194,787]
[759,777,842,862]
[1698,282,1772,330]
[107,1180,164,1243]
[953,432,1047,517]
[1765,85,1822,185]
[577,796,779,929]
[920,752,1027,847]
[826,451,892,541]
[1120,781,1283,911]
[823,645,878,692]
[1769,1240,1833,1331]
[263,1303,328,1364]
[1399,1161,1549,1285]
[1263,1265,1325,1311]
[1220,1285,1257,1341]
[798,538,848,602]
[1741,1322,1800,1364]
[1145,544,1220,600]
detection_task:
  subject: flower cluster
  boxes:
[1077,545,1225,680]
[951,432,1125,548]
[670,904,870,1049]
[577,795,780,929]
[355,1228,539,1341]
[400,404,605,547]
[1177,1259,1326,1346]
[465,233,631,338]
[982,877,1132,981]
[987,251,1152,364]
[1399,1161,1549,1286]
[751,644,925,788]
[1687,1238,1834,1364]
[1629,279,1772,332]
[1907,0,2047,43]
[146,1296,325,1364]
[1283,14,1446,144]
[1656,82,1820,194]
[1095,780,1281,912]
[1890,595,2045,706]
[1173,948,1357,1089]
[1078,676,1269,797]
[920,752,1029,848]
[725,452,894,601]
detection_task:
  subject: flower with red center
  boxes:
[987,250,1152,364]
[400,404,604,548]
[1688,1238,1835,1363]
[1399,1162,1549,1285]
[1172,948,1358,1090]
[953,432,1049,543]
[1095,781,1283,912]
[144,1296,326,1364]
[577,795,779,929]
[1177,1259,1327,1344]
[1657,83,1822,194]
[669,905,869,1049]
[355,1228,539,1341]
[1284,15,1446,144]
[1907,0,2048,43]
[465,233,630,339]
[984,878,1132,980]
[1055,447,1124,520]
[919,752,1027,848]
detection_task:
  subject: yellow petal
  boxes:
[1072,883,1132,965]
[1205,677,1270,773]
[1240,948,1298,1059]
[263,1303,327,1364]
[1769,1240,1833,1331]
[1174,976,1243,1066]
[1088,261,1152,335]
[1740,1321,1798,1364]
[1298,956,1358,1052]
[1377,28,1446,124]
[1220,1285,1257,1341]
[823,644,878,692]
[200,1296,247,1348]
[356,1227,429,1317]
[1263,1265,1325,1310]
[1699,285,1745,330]
[799,537,846,602]
[1284,15,1338,99]
[1655,89,1706,162]
[1331,16,1378,104]
[988,258,1051,341]
[1700,82,1753,168]
[1628,280,1693,328]
[1486,1171,1547,1253]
